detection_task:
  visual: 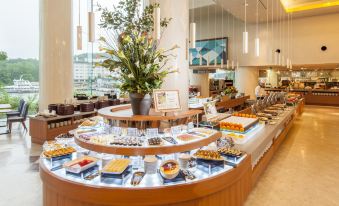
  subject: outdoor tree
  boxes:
[0,51,8,61]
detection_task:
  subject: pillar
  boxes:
[267,69,278,88]
[235,67,259,99]
[39,0,73,111]
[154,0,189,110]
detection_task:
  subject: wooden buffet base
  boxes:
[39,103,303,206]
[40,156,252,206]
[29,111,97,144]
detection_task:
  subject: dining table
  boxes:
[0,104,12,135]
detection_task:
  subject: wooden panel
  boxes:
[216,96,250,110]
[40,156,252,206]
[251,145,275,186]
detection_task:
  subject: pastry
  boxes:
[148,137,162,145]
[102,159,131,174]
[218,147,243,157]
[43,147,76,158]
[193,150,223,161]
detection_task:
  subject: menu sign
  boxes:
[203,101,218,122]
[146,128,159,137]
[127,128,138,136]
[153,90,181,112]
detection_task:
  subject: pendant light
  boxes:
[255,0,260,57]
[214,4,217,66]
[154,6,161,40]
[243,0,248,54]
[286,13,290,68]
[226,9,230,69]
[221,5,224,69]
[77,0,82,50]
[88,0,95,42]
[189,0,196,48]
[199,5,202,65]
[232,11,236,70]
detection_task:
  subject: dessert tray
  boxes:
[74,127,222,156]
[220,115,259,133]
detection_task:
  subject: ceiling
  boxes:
[189,0,339,23]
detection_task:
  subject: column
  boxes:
[155,0,190,110]
[39,0,73,111]
[235,67,259,99]
[267,69,278,88]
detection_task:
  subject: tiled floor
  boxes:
[0,106,339,206]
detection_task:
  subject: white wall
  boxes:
[194,11,339,66]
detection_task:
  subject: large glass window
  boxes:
[0,0,39,115]
[72,0,136,98]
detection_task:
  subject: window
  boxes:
[0,0,39,115]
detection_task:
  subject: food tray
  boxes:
[197,159,225,173]
[101,165,132,178]
[220,116,259,132]
[101,159,131,175]
[101,166,132,185]
[63,156,98,174]
[47,153,72,162]
[66,165,99,178]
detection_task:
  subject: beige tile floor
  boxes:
[0,105,339,206]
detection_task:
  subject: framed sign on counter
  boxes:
[153,90,181,112]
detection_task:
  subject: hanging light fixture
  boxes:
[226,9,230,69]
[255,0,260,57]
[243,0,249,54]
[88,0,95,42]
[154,6,161,40]
[189,0,196,48]
[77,0,82,50]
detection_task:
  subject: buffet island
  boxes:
[39,99,304,206]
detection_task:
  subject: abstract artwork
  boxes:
[189,37,228,66]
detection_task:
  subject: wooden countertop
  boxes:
[98,104,202,121]
[29,110,97,122]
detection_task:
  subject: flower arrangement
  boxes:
[223,86,238,96]
[96,0,178,114]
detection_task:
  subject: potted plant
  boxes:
[97,0,177,115]
[223,86,238,100]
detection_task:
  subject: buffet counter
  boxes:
[232,106,296,167]
[266,88,339,106]
[39,101,304,206]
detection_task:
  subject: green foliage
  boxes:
[97,0,176,95]
[0,58,39,85]
[98,0,171,35]
[0,51,8,61]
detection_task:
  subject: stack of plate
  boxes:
[57,104,75,115]
[95,100,109,109]
[80,102,95,112]
[108,99,121,106]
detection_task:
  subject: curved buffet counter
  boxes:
[39,101,304,206]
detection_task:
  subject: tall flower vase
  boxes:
[129,93,152,115]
